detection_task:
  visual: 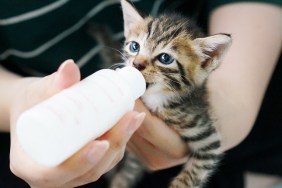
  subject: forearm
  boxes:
[0,65,23,132]
[208,3,282,150]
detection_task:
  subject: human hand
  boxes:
[9,60,145,188]
[127,100,188,171]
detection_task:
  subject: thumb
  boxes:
[14,59,81,114]
[44,59,81,97]
[10,60,81,129]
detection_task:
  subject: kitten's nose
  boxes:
[133,56,147,71]
[133,61,146,71]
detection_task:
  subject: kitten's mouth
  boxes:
[146,82,150,89]
[146,82,154,89]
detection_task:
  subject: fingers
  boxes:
[100,112,146,148]
[93,112,145,170]
[11,112,145,188]
[16,140,110,188]
[55,140,110,187]
[61,112,145,187]
[128,133,188,171]
[134,100,187,158]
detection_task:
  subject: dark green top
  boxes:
[0,0,280,78]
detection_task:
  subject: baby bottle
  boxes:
[16,66,146,167]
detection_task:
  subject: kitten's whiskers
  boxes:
[108,62,127,70]
[104,46,128,61]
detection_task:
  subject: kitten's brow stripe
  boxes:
[156,25,184,45]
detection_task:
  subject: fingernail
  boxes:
[57,59,75,73]
[87,140,109,164]
[55,60,75,82]
[127,112,146,135]
[54,59,76,85]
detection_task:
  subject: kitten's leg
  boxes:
[170,133,222,188]
[170,152,222,188]
[110,153,145,188]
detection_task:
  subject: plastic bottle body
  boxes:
[16,67,145,167]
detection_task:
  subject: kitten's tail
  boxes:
[110,154,145,188]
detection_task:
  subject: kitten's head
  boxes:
[121,0,231,95]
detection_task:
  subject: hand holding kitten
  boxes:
[128,100,188,171]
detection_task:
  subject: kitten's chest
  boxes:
[141,92,171,113]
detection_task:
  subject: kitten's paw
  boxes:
[169,174,197,188]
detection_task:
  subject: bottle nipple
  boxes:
[116,66,146,100]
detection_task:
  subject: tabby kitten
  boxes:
[111,1,232,188]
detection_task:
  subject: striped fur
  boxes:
[110,1,232,188]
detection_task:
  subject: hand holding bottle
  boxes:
[9,60,145,187]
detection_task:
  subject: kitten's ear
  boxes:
[121,0,143,37]
[194,33,232,73]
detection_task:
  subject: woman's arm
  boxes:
[0,65,22,131]
[208,2,282,150]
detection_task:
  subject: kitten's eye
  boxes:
[158,53,174,65]
[129,41,140,53]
